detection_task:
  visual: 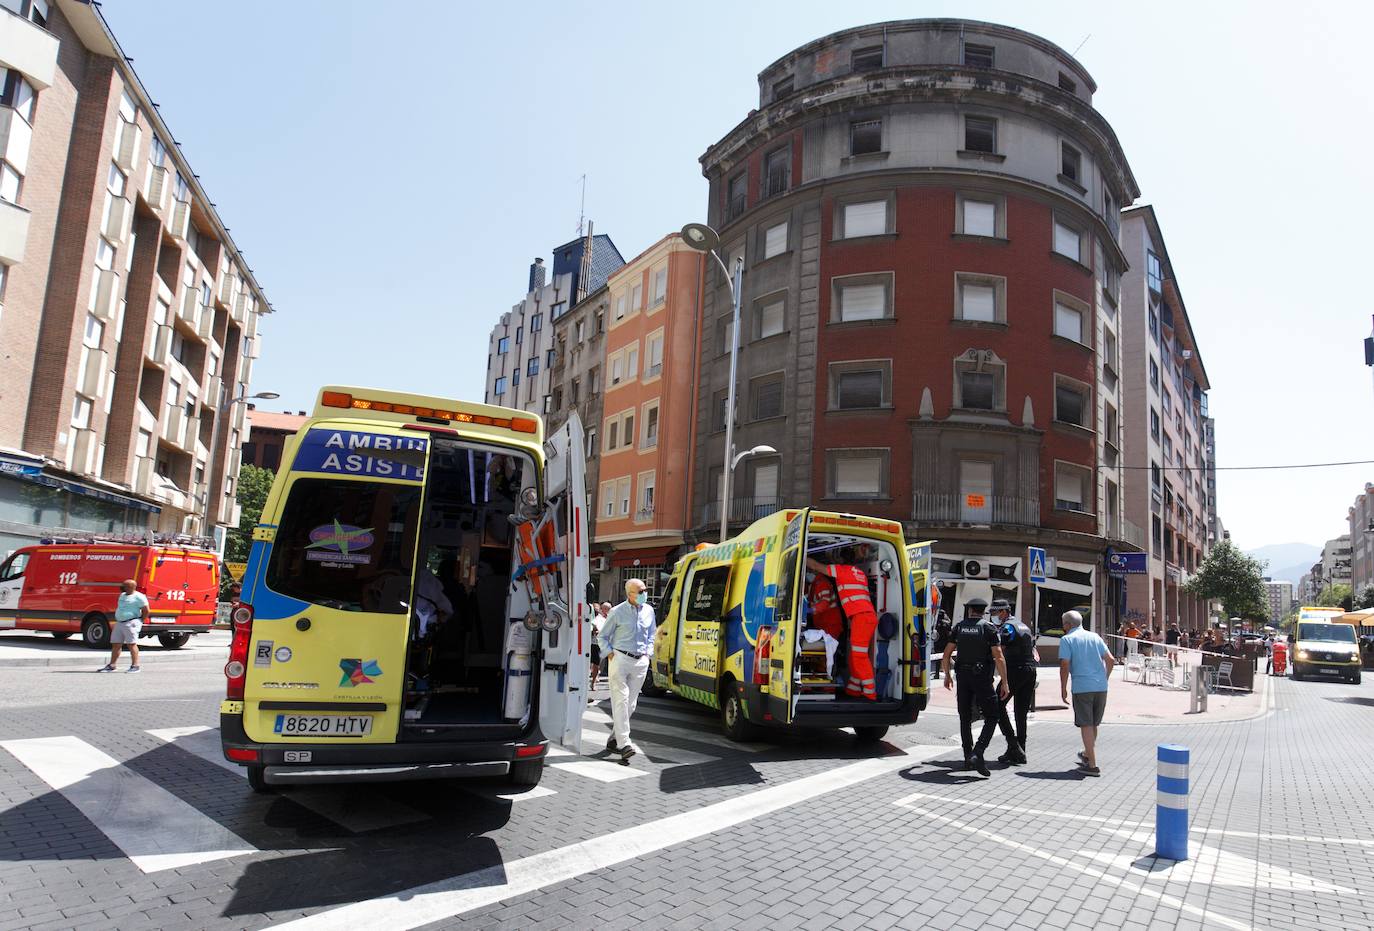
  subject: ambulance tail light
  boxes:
[754,627,773,685]
[225,602,254,700]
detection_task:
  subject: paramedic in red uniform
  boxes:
[807,551,879,700]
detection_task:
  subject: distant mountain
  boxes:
[1246,543,1321,582]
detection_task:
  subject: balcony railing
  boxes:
[700,496,784,526]
[911,493,1039,528]
[1114,518,1148,550]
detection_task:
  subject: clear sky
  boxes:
[102,0,1373,553]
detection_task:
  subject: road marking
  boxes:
[146,726,428,832]
[579,725,718,766]
[270,744,946,930]
[1,735,255,873]
[549,759,647,782]
[895,799,1252,931]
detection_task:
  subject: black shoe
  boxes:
[963,755,974,772]
[606,736,618,752]
[973,754,991,777]
[619,745,636,765]
[998,746,1027,765]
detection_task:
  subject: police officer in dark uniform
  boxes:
[941,597,1010,777]
[990,599,1036,764]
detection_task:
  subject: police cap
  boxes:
[990,599,1012,613]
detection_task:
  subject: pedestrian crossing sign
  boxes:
[1028,546,1047,584]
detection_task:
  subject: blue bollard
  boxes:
[1155,744,1189,860]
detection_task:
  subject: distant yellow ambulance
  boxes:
[1291,606,1361,683]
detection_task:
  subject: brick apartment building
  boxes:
[691,19,1142,632]
[0,0,270,555]
[1347,483,1373,597]
[241,408,306,473]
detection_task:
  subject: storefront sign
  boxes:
[1107,552,1148,575]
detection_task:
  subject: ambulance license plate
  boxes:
[273,714,373,737]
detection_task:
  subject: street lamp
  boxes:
[681,222,744,542]
[202,389,278,542]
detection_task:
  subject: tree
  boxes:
[1316,583,1353,612]
[1184,538,1268,620]
[1357,585,1374,610]
[225,464,274,565]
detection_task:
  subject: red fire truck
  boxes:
[0,540,221,648]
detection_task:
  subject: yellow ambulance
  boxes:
[219,386,589,791]
[645,509,932,742]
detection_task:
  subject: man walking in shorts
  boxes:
[100,579,149,673]
[1058,610,1114,776]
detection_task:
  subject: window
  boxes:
[684,565,731,622]
[1102,330,1118,375]
[717,315,735,356]
[623,413,634,446]
[1149,357,1160,391]
[594,311,605,334]
[173,172,189,202]
[95,238,116,271]
[617,477,631,516]
[1147,251,1163,293]
[1054,378,1089,428]
[851,45,884,71]
[956,274,1003,323]
[1061,142,1082,183]
[0,163,19,204]
[629,282,642,312]
[953,350,1005,411]
[1162,389,1173,414]
[772,75,794,99]
[963,43,995,68]
[1148,307,1159,343]
[265,477,426,614]
[1054,300,1085,343]
[546,348,556,368]
[646,331,664,377]
[600,481,616,518]
[958,196,998,237]
[833,276,891,322]
[1103,260,1120,306]
[493,376,507,397]
[530,313,542,332]
[850,119,882,156]
[964,116,997,153]
[763,220,788,259]
[1151,462,1162,490]
[570,377,580,405]
[750,372,784,420]
[527,357,539,377]
[511,368,520,387]
[1058,72,1077,93]
[639,472,656,517]
[643,403,659,448]
[589,365,600,394]
[613,293,626,321]
[550,301,567,321]
[574,319,585,343]
[1104,404,1118,447]
[756,296,785,339]
[651,267,667,305]
[626,344,638,380]
[727,172,747,220]
[960,460,994,522]
[606,418,619,452]
[20,0,47,27]
[149,134,167,168]
[828,449,888,497]
[497,336,510,354]
[585,427,597,459]
[83,314,104,348]
[1,70,35,123]
[959,370,996,411]
[1053,219,1082,262]
[839,200,888,238]
[1054,463,1089,512]
[764,146,790,197]
[106,162,126,197]
[1163,435,1174,460]
[610,354,624,385]
[712,388,729,432]
[830,361,890,409]
[71,395,92,429]
[515,326,522,345]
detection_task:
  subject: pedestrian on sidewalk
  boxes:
[942,598,1009,777]
[588,602,607,697]
[991,599,1036,764]
[597,580,655,763]
[100,579,148,673]
[1058,610,1114,776]
[930,610,952,680]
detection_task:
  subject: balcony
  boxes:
[699,496,784,526]
[162,406,185,447]
[0,6,59,89]
[90,268,120,321]
[911,492,1040,528]
[0,197,29,264]
[231,290,250,325]
[178,287,201,330]
[634,506,656,523]
[145,165,171,215]
[147,324,173,367]
[218,272,235,305]
[1115,517,1147,550]
[69,428,97,475]
[197,303,215,341]
[168,198,192,240]
[102,193,132,242]
[114,118,142,171]
[79,349,108,398]
[0,107,32,176]
[133,456,155,496]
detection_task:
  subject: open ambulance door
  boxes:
[907,541,934,695]
[767,508,810,725]
[539,413,589,755]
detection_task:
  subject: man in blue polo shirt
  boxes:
[1058,610,1115,776]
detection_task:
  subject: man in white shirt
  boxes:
[597,579,656,762]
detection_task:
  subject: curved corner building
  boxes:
[692,19,1143,631]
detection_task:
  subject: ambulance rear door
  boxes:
[540,413,588,754]
[766,508,810,724]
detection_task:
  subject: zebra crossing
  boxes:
[0,694,758,874]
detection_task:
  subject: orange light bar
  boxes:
[320,391,539,435]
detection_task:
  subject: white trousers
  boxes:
[608,651,649,750]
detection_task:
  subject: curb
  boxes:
[0,648,227,667]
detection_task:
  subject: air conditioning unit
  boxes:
[963,559,986,579]
[590,555,609,573]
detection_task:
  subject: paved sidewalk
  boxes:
[925,661,1266,724]
[0,629,230,666]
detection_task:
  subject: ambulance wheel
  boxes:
[158,632,190,650]
[81,614,111,649]
[508,759,545,787]
[640,673,665,698]
[1351,671,1362,685]
[246,765,273,794]
[853,725,889,744]
[720,684,757,742]
[51,632,73,641]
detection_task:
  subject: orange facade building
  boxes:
[593,235,704,597]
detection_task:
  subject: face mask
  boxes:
[627,592,639,606]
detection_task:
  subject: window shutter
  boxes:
[961,283,997,322]
[963,200,996,236]
[839,283,886,321]
[843,201,887,238]
[835,456,882,494]
[764,222,788,259]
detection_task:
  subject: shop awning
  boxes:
[610,545,677,568]
[0,455,161,514]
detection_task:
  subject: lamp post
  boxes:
[202,389,278,543]
[681,222,746,542]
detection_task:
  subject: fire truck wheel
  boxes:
[51,632,73,641]
[81,614,111,649]
[158,632,191,650]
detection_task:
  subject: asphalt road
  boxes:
[0,645,1370,930]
